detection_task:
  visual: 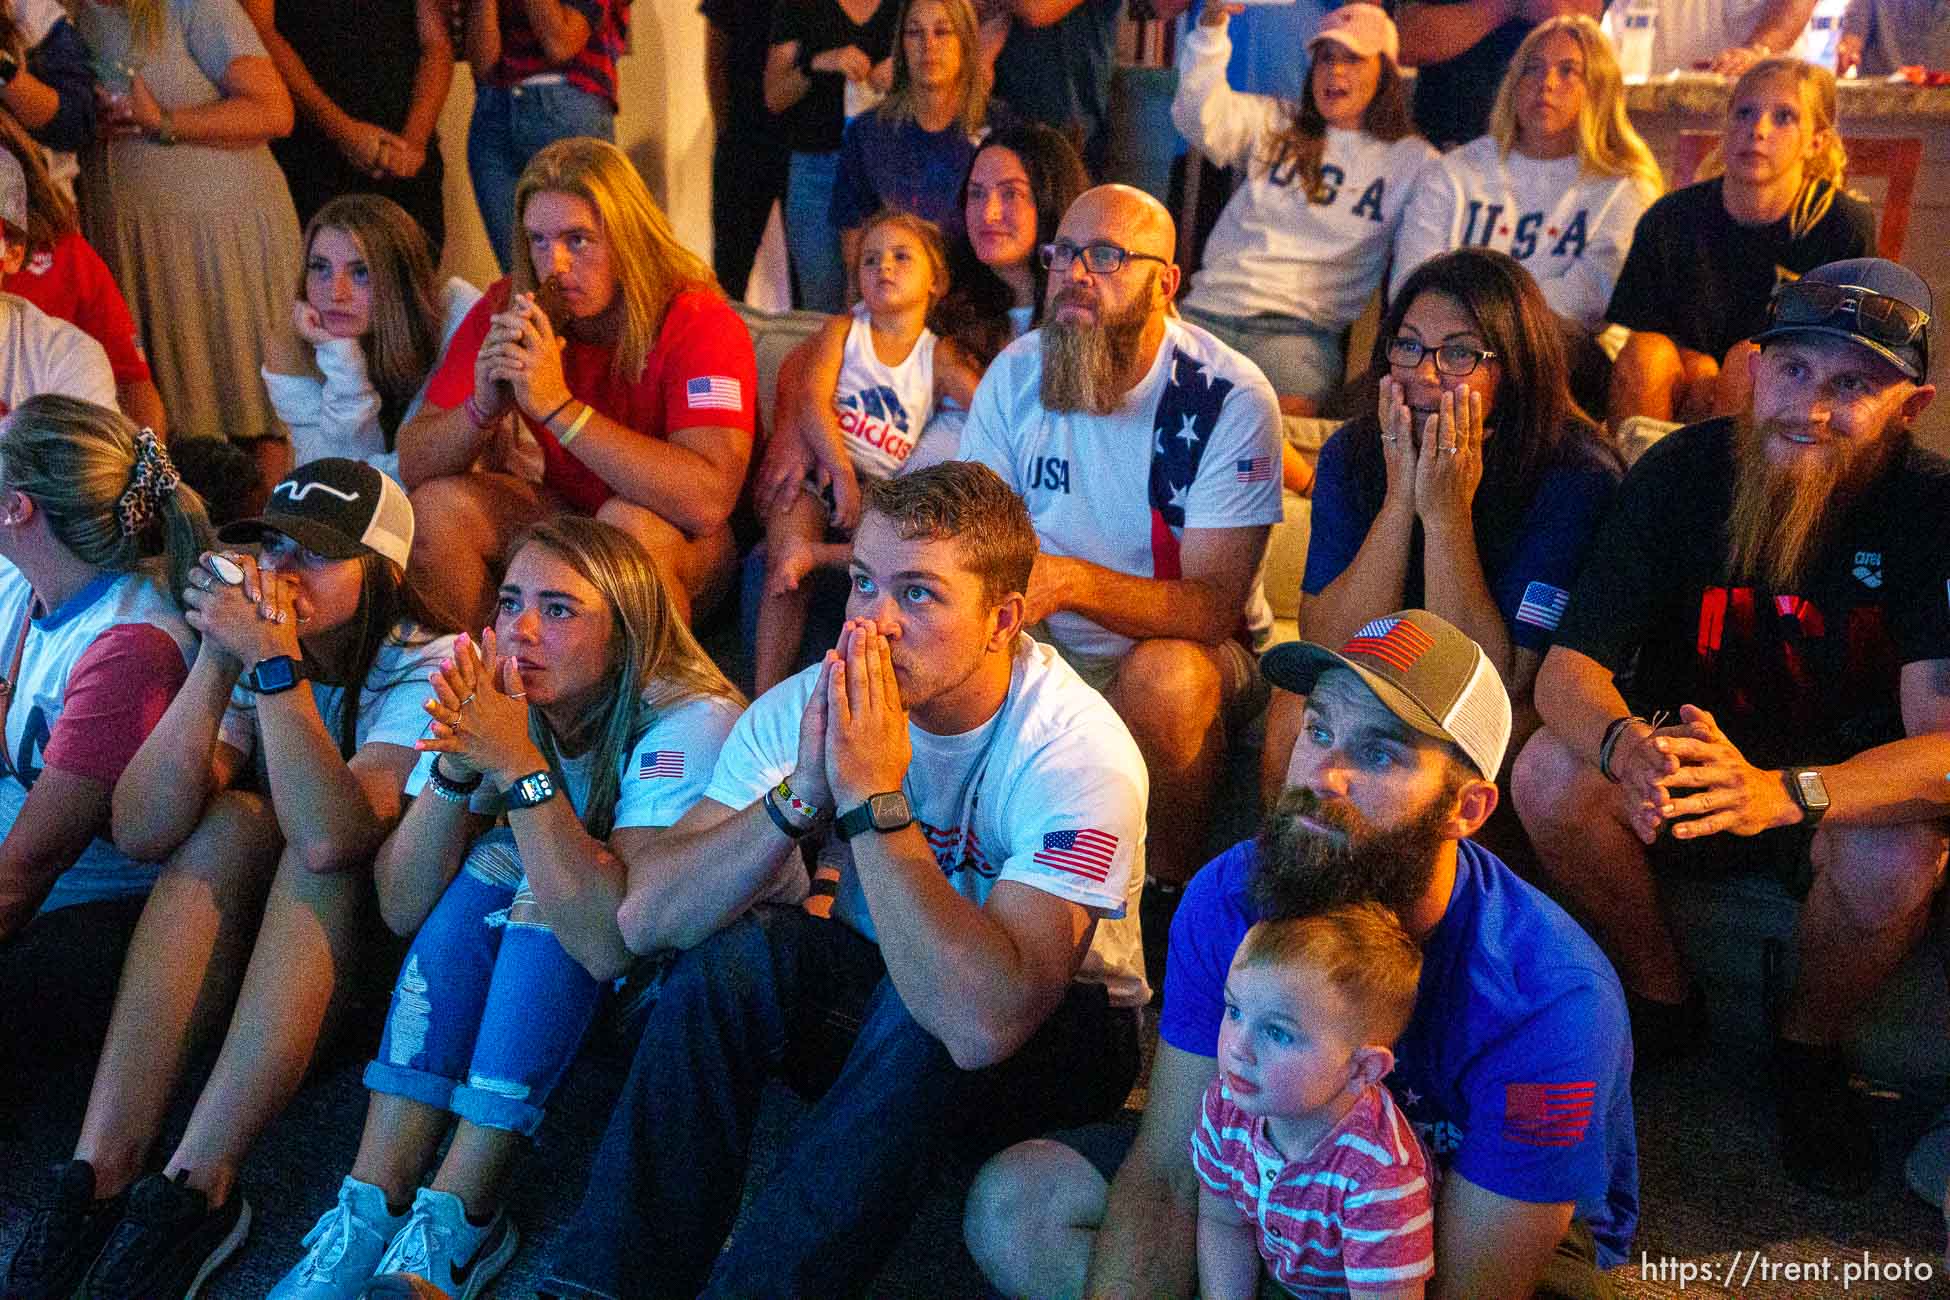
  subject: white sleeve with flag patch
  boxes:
[612,694,744,830]
[700,668,818,815]
[992,712,1147,915]
[1182,354,1284,531]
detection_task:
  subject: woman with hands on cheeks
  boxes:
[9,459,459,1298]
[1261,248,1621,800]
[269,515,743,1300]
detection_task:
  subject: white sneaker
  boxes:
[269,1177,408,1300]
[369,1188,518,1300]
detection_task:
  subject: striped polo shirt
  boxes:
[490,0,631,110]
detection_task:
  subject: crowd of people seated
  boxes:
[0,0,1945,1297]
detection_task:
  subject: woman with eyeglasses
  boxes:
[1261,248,1621,797]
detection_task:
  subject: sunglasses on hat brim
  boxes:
[1768,281,1930,363]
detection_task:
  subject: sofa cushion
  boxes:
[731,302,830,434]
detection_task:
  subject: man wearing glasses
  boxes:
[1514,258,1946,1199]
[957,183,1284,897]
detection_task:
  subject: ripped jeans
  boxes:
[363,828,605,1136]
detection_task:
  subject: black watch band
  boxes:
[246,654,304,695]
[505,769,558,810]
[1785,767,1830,827]
[836,791,914,841]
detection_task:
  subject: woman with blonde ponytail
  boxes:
[1606,57,1873,426]
[0,394,202,1113]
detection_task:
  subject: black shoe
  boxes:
[1625,982,1708,1073]
[1,1160,127,1299]
[82,1171,251,1299]
[1773,1037,1879,1198]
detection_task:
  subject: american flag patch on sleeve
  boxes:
[1503,1080,1596,1147]
[1235,455,1274,484]
[686,375,744,411]
[1033,828,1118,883]
[1515,581,1570,631]
[638,750,685,780]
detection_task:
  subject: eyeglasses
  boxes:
[1768,280,1931,367]
[1038,240,1169,275]
[1386,337,1498,377]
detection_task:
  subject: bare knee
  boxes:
[965,1138,1106,1295]
[1510,726,1600,832]
[1810,823,1949,931]
[159,790,281,902]
[1109,640,1223,745]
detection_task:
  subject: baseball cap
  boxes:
[1310,4,1400,64]
[1260,610,1512,780]
[0,149,25,238]
[1753,258,1932,381]
[219,458,415,571]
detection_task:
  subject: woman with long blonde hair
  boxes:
[398,137,757,632]
[830,0,990,274]
[1392,14,1661,339]
[262,195,484,481]
[270,515,742,1299]
[1607,56,1872,425]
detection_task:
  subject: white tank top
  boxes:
[833,304,939,480]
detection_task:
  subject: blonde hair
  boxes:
[507,515,744,841]
[0,396,212,603]
[0,111,77,254]
[1489,15,1663,201]
[122,0,167,52]
[1697,57,1851,239]
[1234,903,1422,1048]
[512,139,722,385]
[878,0,988,137]
[859,209,952,307]
[300,195,445,448]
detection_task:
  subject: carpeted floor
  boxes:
[3,1015,1945,1299]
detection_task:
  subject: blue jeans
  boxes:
[467,82,616,271]
[539,905,1141,1299]
[784,149,846,313]
[363,829,604,1136]
[1180,302,1345,404]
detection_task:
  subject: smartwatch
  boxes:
[505,769,559,810]
[836,791,914,841]
[245,654,305,695]
[1785,768,1830,827]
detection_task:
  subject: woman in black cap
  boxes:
[5,457,459,1298]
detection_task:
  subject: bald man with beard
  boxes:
[957,184,1284,895]
[1513,258,1948,1201]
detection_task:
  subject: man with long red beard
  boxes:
[957,184,1284,904]
[1513,257,1946,1199]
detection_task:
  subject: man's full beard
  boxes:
[1249,784,1457,924]
[1725,414,1893,592]
[1039,280,1155,416]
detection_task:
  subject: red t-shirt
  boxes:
[3,230,152,387]
[425,279,757,514]
[40,623,187,786]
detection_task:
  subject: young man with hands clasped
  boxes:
[534,461,1152,1300]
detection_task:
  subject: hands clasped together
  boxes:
[417,630,545,792]
[1377,377,1486,531]
[181,550,309,672]
[1612,704,1801,845]
[788,618,913,816]
[473,292,573,427]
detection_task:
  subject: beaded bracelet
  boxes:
[427,755,485,803]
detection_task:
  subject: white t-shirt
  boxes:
[403,690,742,831]
[833,303,939,480]
[959,316,1285,660]
[1389,137,1658,334]
[218,624,457,764]
[1627,0,1778,72]
[1174,23,1435,328]
[263,278,485,482]
[0,292,116,416]
[0,566,195,914]
[702,636,1151,1008]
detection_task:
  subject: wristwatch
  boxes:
[1785,768,1830,827]
[836,791,914,841]
[245,654,305,695]
[505,769,559,810]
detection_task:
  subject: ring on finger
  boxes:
[457,692,476,707]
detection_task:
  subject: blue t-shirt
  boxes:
[1160,838,1638,1268]
[1300,418,1619,653]
[991,0,1120,172]
[829,109,980,238]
